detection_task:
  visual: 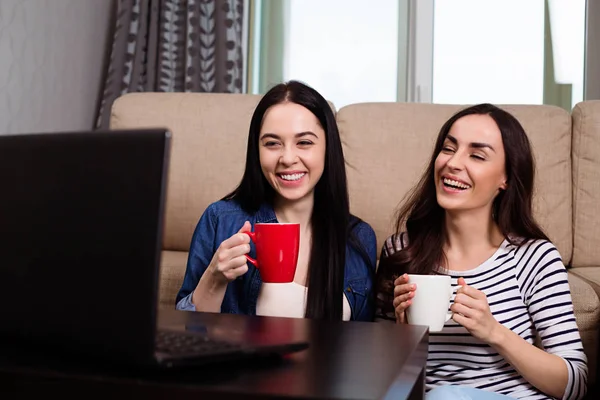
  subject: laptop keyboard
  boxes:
[155,330,243,357]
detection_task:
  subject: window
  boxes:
[249,0,587,110]
[249,0,402,109]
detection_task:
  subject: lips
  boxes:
[441,175,472,191]
[278,172,306,181]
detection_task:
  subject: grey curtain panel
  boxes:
[96,0,245,129]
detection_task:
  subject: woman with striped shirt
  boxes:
[375,104,587,399]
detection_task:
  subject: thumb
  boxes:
[238,220,251,233]
[457,277,467,287]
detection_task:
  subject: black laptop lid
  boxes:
[0,129,170,363]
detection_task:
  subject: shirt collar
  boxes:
[256,202,278,223]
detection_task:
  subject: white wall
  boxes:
[0,0,113,134]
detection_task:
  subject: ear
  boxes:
[499,179,507,191]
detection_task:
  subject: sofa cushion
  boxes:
[337,103,573,264]
[110,92,263,251]
[158,250,189,310]
[567,270,600,385]
[572,101,600,268]
[570,267,600,303]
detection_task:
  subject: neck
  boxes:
[273,195,314,227]
[443,207,505,255]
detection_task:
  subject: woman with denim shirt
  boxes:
[176,80,377,321]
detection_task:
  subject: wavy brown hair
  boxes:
[376,104,549,314]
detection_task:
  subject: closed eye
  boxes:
[298,140,314,146]
[441,146,455,153]
[471,154,485,160]
[263,141,281,147]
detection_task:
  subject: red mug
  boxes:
[244,223,300,283]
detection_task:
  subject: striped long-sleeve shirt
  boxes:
[376,234,588,400]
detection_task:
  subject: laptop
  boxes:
[0,129,308,369]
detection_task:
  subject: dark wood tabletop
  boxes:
[0,310,428,400]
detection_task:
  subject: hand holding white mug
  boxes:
[405,274,454,332]
[451,277,502,342]
[207,221,252,285]
[393,273,416,323]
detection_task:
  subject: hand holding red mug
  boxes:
[207,221,252,285]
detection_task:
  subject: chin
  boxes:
[275,189,312,203]
[436,195,464,211]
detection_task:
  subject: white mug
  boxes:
[406,274,454,332]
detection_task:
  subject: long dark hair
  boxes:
[224,80,365,320]
[378,104,549,285]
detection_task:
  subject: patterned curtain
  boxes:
[95,0,245,129]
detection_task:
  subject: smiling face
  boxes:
[434,114,507,215]
[258,102,326,206]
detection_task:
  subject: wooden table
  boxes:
[0,310,428,399]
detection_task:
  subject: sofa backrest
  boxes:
[337,102,574,263]
[110,92,262,251]
[110,94,575,264]
[572,100,600,268]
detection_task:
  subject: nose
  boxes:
[279,145,298,166]
[446,151,464,171]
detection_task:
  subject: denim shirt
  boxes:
[176,199,377,321]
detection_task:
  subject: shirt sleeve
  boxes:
[347,221,378,322]
[517,240,588,400]
[374,234,403,323]
[175,205,218,310]
[357,221,378,272]
[175,292,196,311]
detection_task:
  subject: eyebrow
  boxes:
[260,131,319,140]
[446,134,496,152]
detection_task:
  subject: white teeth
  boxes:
[443,178,471,189]
[280,173,305,181]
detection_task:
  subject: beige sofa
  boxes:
[110,93,600,386]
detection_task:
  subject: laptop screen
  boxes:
[0,129,171,363]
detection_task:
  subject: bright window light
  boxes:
[432,0,546,105]
[283,0,399,109]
